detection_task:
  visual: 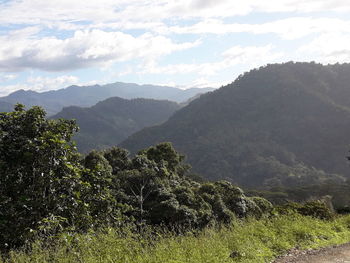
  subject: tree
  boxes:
[102,147,131,174]
[0,105,87,249]
[82,150,126,226]
[138,142,190,176]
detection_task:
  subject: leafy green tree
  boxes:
[102,147,131,174]
[0,105,87,249]
[138,142,190,176]
[82,150,126,227]
[117,169,155,224]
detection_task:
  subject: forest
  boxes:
[3,63,350,262]
[1,103,350,263]
[122,62,350,189]
[0,105,274,249]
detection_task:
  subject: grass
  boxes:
[2,214,350,263]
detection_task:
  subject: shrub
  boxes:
[277,201,334,220]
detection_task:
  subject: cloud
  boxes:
[0,0,349,92]
[0,1,349,31]
[0,75,79,96]
[26,75,79,92]
[0,29,200,72]
[298,33,350,63]
[183,77,229,89]
[168,17,350,40]
[0,73,17,82]
[141,45,283,76]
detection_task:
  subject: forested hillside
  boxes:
[1,81,349,263]
[52,97,180,152]
[121,62,350,188]
[0,82,213,115]
[1,104,348,263]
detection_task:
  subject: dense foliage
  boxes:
[247,181,350,213]
[0,105,88,248]
[51,97,180,152]
[3,61,350,258]
[0,105,273,251]
[121,62,350,187]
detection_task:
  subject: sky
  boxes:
[0,0,350,96]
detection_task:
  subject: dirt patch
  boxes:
[272,243,350,263]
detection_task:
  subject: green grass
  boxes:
[3,214,350,263]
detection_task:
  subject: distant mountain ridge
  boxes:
[0,101,13,112]
[121,62,350,188]
[0,82,213,115]
[52,96,181,152]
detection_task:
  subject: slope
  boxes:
[0,101,13,112]
[121,62,350,188]
[52,97,180,152]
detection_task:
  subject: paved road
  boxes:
[273,243,350,263]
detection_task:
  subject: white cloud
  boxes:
[0,75,79,96]
[141,45,283,76]
[169,17,350,40]
[26,75,79,92]
[0,73,17,82]
[0,29,200,72]
[0,0,349,92]
[184,77,229,89]
[299,33,350,63]
[0,1,349,31]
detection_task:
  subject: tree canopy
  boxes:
[0,105,275,251]
[0,105,88,248]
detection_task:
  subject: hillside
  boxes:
[121,62,350,188]
[0,101,13,112]
[0,82,213,116]
[52,97,180,152]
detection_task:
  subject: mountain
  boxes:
[52,97,180,152]
[0,101,13,112]
[121,62,350,188]
[0,83,213,116]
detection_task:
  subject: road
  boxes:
[273,243,350,263]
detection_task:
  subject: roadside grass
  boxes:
[2,214,350,263]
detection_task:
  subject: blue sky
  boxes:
[0,0,350,96]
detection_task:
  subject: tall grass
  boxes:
[2,214,350,263]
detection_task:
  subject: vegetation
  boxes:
[0,105,273,251]
[52,97,180,152]
[121,62,350,188]
[2,214,350,263]
[247,181,350,213]
[3,61,350,262]
[0,105,89,248]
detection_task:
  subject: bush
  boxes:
[249,197,274,218]
[277,201,334,220]
[0,105,88,249]
[299,201,334,220]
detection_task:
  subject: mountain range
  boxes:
[3,62,350,189]
[121,62,350,188]
[0,82,213,115]
[52,97,181,152]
